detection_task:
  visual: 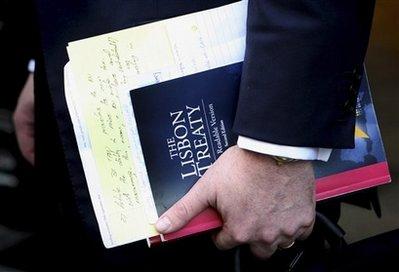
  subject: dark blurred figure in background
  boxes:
[0,0,34,222]
[0,0,50,270]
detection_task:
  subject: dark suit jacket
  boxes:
[32,0,375,269]
[234,0,375,148]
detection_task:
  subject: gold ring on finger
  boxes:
[278,241,295,250]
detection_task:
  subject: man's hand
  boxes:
[13,73,35,165]
[155,145,315,259]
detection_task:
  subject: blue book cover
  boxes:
[130,63,390,218]
[131,63,241,215]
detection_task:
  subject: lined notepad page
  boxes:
[65,0,248,248]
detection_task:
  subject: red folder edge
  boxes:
[149,161,390,246]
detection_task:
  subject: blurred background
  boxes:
[339,0,399,242]
[0,0,398,271]
[0,1,44,271]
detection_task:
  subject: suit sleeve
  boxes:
[233,0,375,149]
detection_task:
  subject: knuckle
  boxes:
[301,210,316,228]
[261,231,277,245]
[230,230,249,244]
[282,227,297,238]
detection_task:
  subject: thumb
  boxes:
[155,175,214,234]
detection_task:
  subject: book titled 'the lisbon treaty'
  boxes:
[130,62,390,245]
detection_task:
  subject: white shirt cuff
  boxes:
[237,136,332,162]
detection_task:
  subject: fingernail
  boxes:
[156,216,171,233]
